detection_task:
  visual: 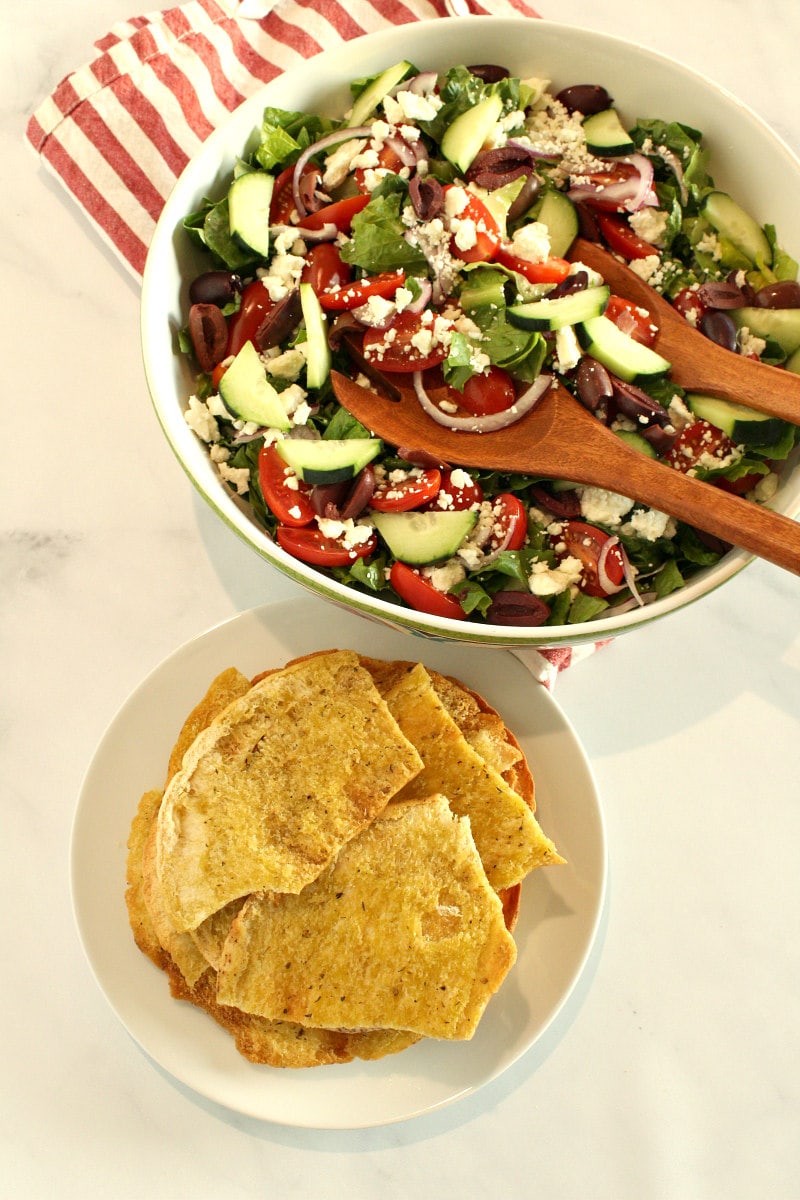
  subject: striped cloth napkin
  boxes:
[26,0,612,687]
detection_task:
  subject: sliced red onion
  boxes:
[291,126,373,218]
[412,372,553,432]
[567,153,656,213]
[404,277,433,314]
[505,138,560,162]
[469,522,514,569]
[608,589,655,614]
[403,70,439,95]
[619,541,645,606]
[596,535,626,595]
[384,134,421,168]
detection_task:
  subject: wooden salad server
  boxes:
[570,237,800,423]
[330,369,800,576]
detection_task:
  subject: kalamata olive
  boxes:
[507,173,541,221]
[640,422,678,456]
[753,280,800,309]
[529,485,582,519]
[188,303,228,372]
[397,447,452,471]
[486,591,551,627]
[189,270,241,307]
[409,175,444,222]
[255,287,303,350]
[576,357,614,412]
[696,280,748,310]
[575,200,602,242]
[311,480,349,518]
[699,310,738,353]
[611,377,671,427]
[549,269,589,299]
[554,84,612,116]
[337,465,377,520]
[467,64,510,83]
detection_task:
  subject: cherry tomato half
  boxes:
[319,270,407,312]
[595,211,658,260]
[431,468,485,511]
[269,163,322,225]
[300,242,351,295]
[370,468,442,512]
[557,520,625,598]
[389,561,466,620]
[453,365,517,417]
[489,493,528,552]
[664,419,737,474]
[362,311,454,373]
[446,187,500,263]
[258,444,315,527]
[572,161,646,213]
[493,246,572,285]
[297,193,370,234]
[672,286,708,326]
[226,279,274,357]
[276,523,377,567]
[604,295,659,347]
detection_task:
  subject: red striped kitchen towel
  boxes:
[26,0,541,279]
[26,0,615,688]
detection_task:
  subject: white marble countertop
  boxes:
[4,0,800,1195]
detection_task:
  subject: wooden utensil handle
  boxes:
[618,454,800,575]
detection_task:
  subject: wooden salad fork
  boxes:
[570,237,800,423]
[330,364,800,575]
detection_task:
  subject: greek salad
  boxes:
[179,61,800,626]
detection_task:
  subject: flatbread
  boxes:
[216,795,516,1041]
[155,650,423,932]
[371,662,563,891]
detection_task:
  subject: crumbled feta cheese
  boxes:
[737,325,767,358]
[622,507,675,542]
[696,230,723,261]
[579,486,635,526]
[528,555,584,596]
[217,461,250,495]
[384,89,443,124]
[184,395,220,443]
[422,558,467,592]
[629,207,668,248]
[628,254,661,283]
[322,137,368,190]
[509,220,551,264]
[352,294,398,327]
[554,325,582,373]
[258,253,305,301]
[316,517,375,550]
[668,394,695,430]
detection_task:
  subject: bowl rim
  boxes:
[141,15,800,647]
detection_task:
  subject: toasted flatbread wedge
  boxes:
[156,650,423,932]
[216,795,516,1041]
[166,666,251,786]
[371,662,562,891]
[126,783,419,1066]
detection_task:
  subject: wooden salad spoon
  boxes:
[570,237,800,423]
[330,369,800,576]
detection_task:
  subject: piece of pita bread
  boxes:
[216,795,516,1041]
[370,662,563,891]
[156,650,423,932]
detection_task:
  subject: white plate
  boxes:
[71,598,606,1128]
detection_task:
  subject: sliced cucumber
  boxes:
[534,189,579,258]
[701,191,772,269]
[372,509,478,566]
[577,315,671,382]
[276,437,382,485]
[730,305,800,356]
[299,282,331,389]
[686,392,788,448]
[582,108,635,157]
[785,345,800,374]
[614,429,657,458]
[347,60,415,127]
[508,284,609,331]
[228,171,274,259]
[459,267,510,313]
[218,341,291,429]
[441,93,504,174]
